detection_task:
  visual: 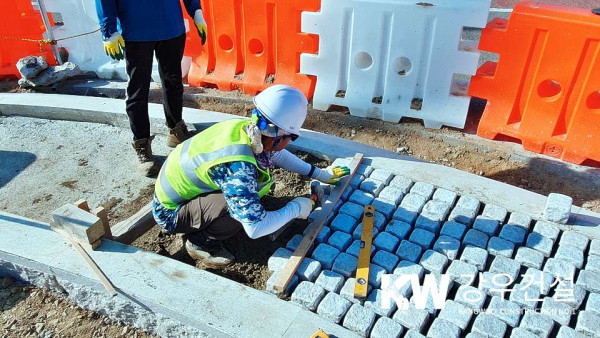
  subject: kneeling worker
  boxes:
[152,85,350,267]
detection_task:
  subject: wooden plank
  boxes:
[91,206,112,239]
[273,153,364,295]
[354,205,375,300]
[52,204,104,245]
[73,199,90,212]
[111,202,155,244]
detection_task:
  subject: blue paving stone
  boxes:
[333,199,343,213]
[360,178,385,197]
[410,182,435,199]
[365,289,397,317]
[378,186,404,205]
[499,224,527,245]
[487,236,515,258]
[316,292,352,324]
[373,232,400,253]
[349,174,366,189]
[396,240,424,263]
[296,257,322,282]
[432,188,458,206]
[314,226,332,244]
[332,252,358,278]
[372,198,395,220]
[286,234,304,252]
[482,204,508,223]
[369,169,394,184]
[392,207,419,225]
[462,229,490,249]
[352,222,380,241]
[330,213,358,233]
[534,220,561,241]
[507,212,532,230]
[390,175,414,194]
[526,232,555,257]
[349,189,375,207]
[372,250,400,273]
[356,164,374,177]
[433,235,461,260]
[415,200,451,234]
[440,221,467,240]
[346,239,376,258]
[420,249,449,275]
[342,304,377,337]
[559,231,589,252]
[341,186,353,201]
[514,247,545,270]
[315,270,345,293]
[386,220,412,240]
[311,243,340,270]
[339,202,365,220]
[472,216,500,237]
[291,281,326,311]
[460,246,488,271]
[369,263,387,288]
[328,231,353,251]
[371,212,388,231]
[409,228,436,249]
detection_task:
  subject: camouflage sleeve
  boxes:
[208,162,267,225]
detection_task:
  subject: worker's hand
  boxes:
[103,32,125,61]
[290,197,315,219]
[312,166,351,185]
[194,9,208,45]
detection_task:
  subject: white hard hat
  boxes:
[253,84,308,134]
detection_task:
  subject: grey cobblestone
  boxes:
[386,220,411,240]
[410,228,436,249]
[370,317,404,338]
[291,281,326,311]
[522,268,553,295]
[315,270,345,293]
[455,285,487,310]
[311,244,340,270]
[316,292,352,324]
[590,239,600,257]
[416,200,451,234]
[396,240,424,263]
[559,231,589,252]
[540,296,573,326]
[356,164,374,177]
[339,202,365,220]
[480,271,514,298]
[373,232,400,253]
[482,204,508,223]
[438,300,473,330]
[577,270,600,293]
[449,196,480,225]
[487,236,515,258]
[266,270,299,295]
[520,311,555,338]
[557,326,587,338]
[440,221,467,240]
[330,213,358,234]
[576,310,600,337]
[526,232,555,257]
[409,277,454,315]
[509,283,541,309]
[555,245,584,269]
[447,260,478,286]
[393,303,431,333]
[534,221,561,241]
[328,231,352,251]
[346,239,376,258]
[352,222,380,241]
[410,182,435,199]
[433,235,461,260]
[349,189,375,206]
[460,246,488,271]
[490,256,522,282]
[508,212,532,230]
[432,188,458,206]
[332,253,358,278]
[488,296,522,327]
[456,195,480,211]
[586,293,600,316]
[463,229,490,249]
[268,247,292,271]
[378,186,404,206]
[339,278,372,304]
[472,314,507,338]
[420,249,449,275]
[563,284,586,309]
[349,174,365,189]
[499,224,527,245]
[401,193,428,213]
[544,258,576,280]
[297,257,322,282]
[372,198,395,220]
[472,216,500,237]
[342,304,376,337]
[360,178,385,197]
[364,289,396,317]
[394,260,425,280]
[372,250,400,273]
[514,247,545,270]
[405,330,427,338]
[369,169,394,184]
[390,175,413,194]
[544,193,572,224]
[586,254,600,274]
[511,327,538,338]
[427,318,461,338]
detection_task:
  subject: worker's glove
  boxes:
[194,9,208,45]
[290,197,315,220]
[312,166,351,185]
[103,32,125,61]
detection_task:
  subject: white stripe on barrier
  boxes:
[300,0,491,129]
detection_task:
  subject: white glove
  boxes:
[289,197,315,219]
[312,166,351,185]
[194,9,208,45]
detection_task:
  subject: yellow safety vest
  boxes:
[155,119,273,210]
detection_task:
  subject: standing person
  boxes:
[95,0,208,176]
[151,85,351,267]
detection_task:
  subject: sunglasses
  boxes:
[281,133,300,141]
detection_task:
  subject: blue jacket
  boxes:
[95,0,201,42]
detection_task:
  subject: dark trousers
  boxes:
[175,192,243,249]
[124,34,186,141]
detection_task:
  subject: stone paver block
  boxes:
[463,229,490,249]
[350,174,366,189]
[499,224,527,245]
[544,193,572,224]
[370,317,404,338]
[482,204,508,223]
[328,231,353,252]
[378,186,404,206]
[311,244,341,270]
[341,186,353,201]
[331,253,358,278]
[393,260,425,281]
[522,268,553,296]
[312,226,332,244]
[386,220,411,240]
[540,296,573,326]
[526,232,555,257]
[488,236,515,258]
[332,157,351,167]
[432,188,457,206]
[555,245,584,269]
[472,314,507,338]
[364,289,396,317]
[455,285,487,310]
[557,326,587,338]
[586,292,600,316]
[563,284,586,310]
[577,270,600,293]
[405,330,427,338]
[472,216,500,237]
[559,231,589,252]
[339,202,365,220]
[447,260,478,286]
[346,239,376,258]
[438,300,473,330]
[488,296,522,327]
[514,247,545,270]
[419,249,449,275]
[511,328,539,338]
[372,198,395,219]
[410,182,435,199]
[490,256,521,282]
[369,263,387,288]
[401,193,428,213]
[330,214,358,234]
[393,304,431,333]
[392,207,419,225]
[334,199,343,214]
[433,235,461,260]
[291,281,326,311]
[356,164,374,177]
[315,270,345,293]
[520,311,555,338]
[440,221,467,241]
[297,257,322,282]
[339,277,372,304]
[372,250,400,273]
[544,258,576,280]
[352,222,380,241]
[390,175,413,194]
[410,228,436,249]
[508,212,532,230]
[420,200,451,221]
[590,239,600,257]
[427,318,461,338]
[349,189,375,206]
[576,311,600,337]
[268,247,292,271]
[586,254,600,274]
[534,221,561,241]
[509,283,541,309]
[409,278,454,315]
[316,292,352,324]
[373,232,400,253]
[396,240,423,263]
[266,270,299,295]
[460,246,488,271]
[372,212,387,230]
[480,272,513,298]
[360,178,385,197]
[369,168,394,184]
[448,206,478,227]
[286,234,304,252]
[456,195,481,211]
[415,215,441,235]
[342,304,376,337]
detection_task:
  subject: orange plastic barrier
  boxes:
[469,2,600,166]
[0,0,55,78]
[186,0,319,98]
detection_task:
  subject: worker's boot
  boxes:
[185,240,234,268]
[132,136,159,177]
[166,120,194,148]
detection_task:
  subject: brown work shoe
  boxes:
[166,120,194,148]
[185,240,234,268]
[132,135,159,177]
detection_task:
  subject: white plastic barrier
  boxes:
[300,0,491,129]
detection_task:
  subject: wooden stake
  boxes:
[73,199,90,212]
[92,206,112,240]
[111,202,155,244]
